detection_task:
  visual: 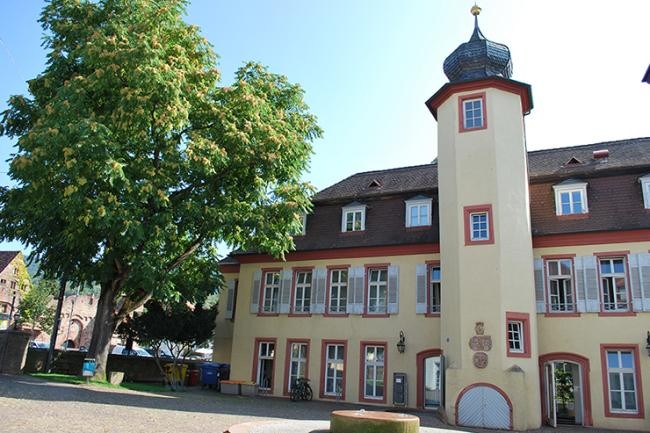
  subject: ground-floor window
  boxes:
[602,346,642,417]
[255,340,276,391]
[361,342,386,402]
[323,342,345,397]
[286,340,309,393]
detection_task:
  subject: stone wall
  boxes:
[0,330,30,374]
[23,348,226,383]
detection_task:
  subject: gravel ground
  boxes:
[0,374,625,433]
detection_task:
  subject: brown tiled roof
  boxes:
[313,137,650,202]
[0,251,20,273]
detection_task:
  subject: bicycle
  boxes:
[289,377,313,402]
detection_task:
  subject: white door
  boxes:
[545,363,557,427]
[457,385,510,429]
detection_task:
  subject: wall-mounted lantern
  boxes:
[397,330,406,353]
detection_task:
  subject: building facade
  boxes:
[213,10,650,431]
[0,251,28,330]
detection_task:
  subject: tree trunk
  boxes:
[87,280,119,381]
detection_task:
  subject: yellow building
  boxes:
[213,9,650,431]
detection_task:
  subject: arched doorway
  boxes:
[416,349,443,409]
[539,352,592,427]
[456,383,512,430]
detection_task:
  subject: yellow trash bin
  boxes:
[164,363,188,384]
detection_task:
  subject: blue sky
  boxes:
[1,0,649,254]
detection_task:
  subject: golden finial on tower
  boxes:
[471,4,482,16]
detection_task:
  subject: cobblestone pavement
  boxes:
[0,374,624,433]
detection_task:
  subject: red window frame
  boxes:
[594,252,635,316]
[289,266,314,317]
[362,263,390,317]
[251,337,277,392]
[542,254,579,317]
[324,265,350,317]
[463,204,494,246]
[600,344,644,419]
[283,338,310,396]
[458,92,487,133]
[320,339,347,400]
[258,267,282,316]
[358,341,388,403]
[426,260,441,317]
[505,312,531,358]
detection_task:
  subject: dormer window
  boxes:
[341,203,366,232]
[640,174,650,209]
[405,196,432,228]
[459,93,487,132]
[553,180,588,216]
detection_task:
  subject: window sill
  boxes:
[256,312,280,317]
[598,311,636,317]
[359,396,386,404]
[362,313,390,318]
[341,230,366,235]
[556,213,589,220]
[544,312,580,318]
[320,393,345,401]
[465,238,494,246]
[405,226,431,231]
[506,351,531,358]
[425,312,441,318]
[324,312,350,318]
[604,411,643,419]
[288,313,312,317]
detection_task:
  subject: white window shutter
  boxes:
[583,255,600,312]
[387,265,399,314]
[348,267,364,314]
[250,270,261,314]
[533,258,545,313]
[415,264,427,314]
[573,256,587,313]
[279,269,292,314]
[312,268,327,314]
[224,279,236,319]
[638,252,650,311]
[628,254,643,312]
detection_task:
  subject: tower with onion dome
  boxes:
[426,5,541,430]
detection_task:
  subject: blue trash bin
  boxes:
[200,362,219,388]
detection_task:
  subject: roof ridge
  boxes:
[345,162,436,177]
[527,137,650,155]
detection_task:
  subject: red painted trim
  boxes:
[463,204,494,246]
[235,243,440,264]
[597,311,636,317]
[538,352,593,426]
[599,344,645,419]
[505,311,531,358]
[283,338,310,396]
[541,254,576,259]
[532,229,650,248]
[415,348,443,409]
[324,267,350,316]
[289,268,314,315]
[251,337,277,392]
[358,341,388,404]
[319,339,347,400]
[543,256,578,314]
[544,312,581,318]
[220,264,240,273]
[426,261,441,315]
[363,264,389,316]
[361,313,389,318]
[458,92,487,133]
[594,253,632,314]
[427,76,533,120]
[261,267,283,272]
[455,383,513,430]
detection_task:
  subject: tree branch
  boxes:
[166,235,204,272]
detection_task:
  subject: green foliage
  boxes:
[554,366,574,408]
[18,279,56,334]
[0,0,320,330]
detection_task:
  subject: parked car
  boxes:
[111,345,152,357]
[29,341,50,349]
